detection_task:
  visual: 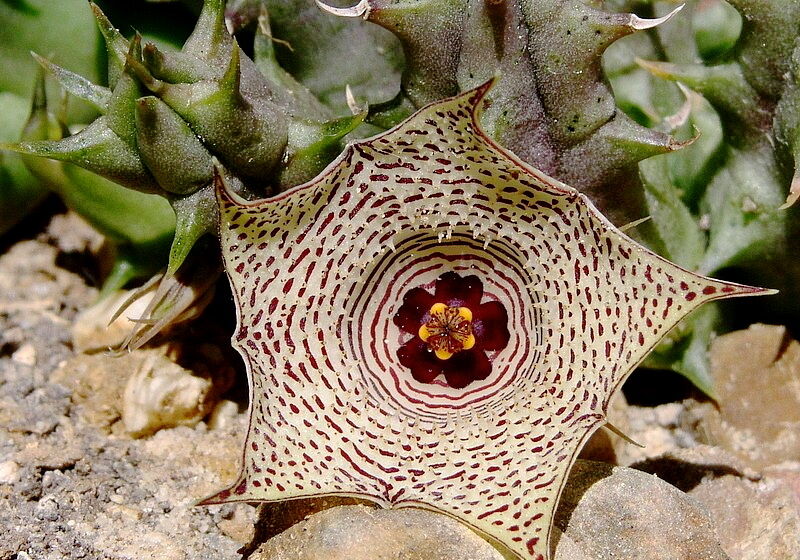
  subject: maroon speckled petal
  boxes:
[397,337,444,383]
[434,272,483,308]
[442,349,492,389]
[473,301,511,351]
[393,287,435,335]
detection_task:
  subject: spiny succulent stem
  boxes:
[661,83,694,132]
[125,53,166,95]
[30,68,48,114]
[31,51,111,112]
[184,0,229,61]
[89,2,129,84]
[220,41,243,99]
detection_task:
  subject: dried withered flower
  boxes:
[201,83,771,560]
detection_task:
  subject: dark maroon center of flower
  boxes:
[393,272,511,389]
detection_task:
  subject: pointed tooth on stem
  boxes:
[628,4,684,30]
[89,2,129,86]
[779,173,800,210]
[314,0,370,19]
[134,96,214,196]
[4,118,160,194]
[219,40,243,99]
[182,0,231,62]
[30,52,111,111]
[662,83,694,132]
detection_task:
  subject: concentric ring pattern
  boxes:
[202,83,771,560]
[346,229,543,417]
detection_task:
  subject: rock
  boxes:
[691,475,800,560]
[764,463,800,504]
[122,344,234,438]
[11,343,37,367]
[0,214,248,560]
[554,460,729,560]
[122,350,212,437]
[216,503,258,544]
[52,343,234,437]
[44,211,105,256]
[252,460,728,560]
[207,399,240,431]
[0,461,20,485]
[51,353,129,431]
[579,389,705,467]
[654,402,683,428]
[631,445,761,492]
[695,324,800,469]
[250,505,505,560]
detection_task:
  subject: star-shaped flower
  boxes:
[200,82,771,560]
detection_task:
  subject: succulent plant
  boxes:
[0,91,48,235]
[0,0,103,233]
[0,0,795,557]
[1,0,397,345]
[4,0,389,273]
[602,0,800,394]
[201,84,769,560]
[2,1,797,380]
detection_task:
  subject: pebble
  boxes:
[691,475,800,559]
[251,505,504,560]
[699,324,800,469]
[11,343,37,366]
[554,460,729,560]
[0,460,21,484]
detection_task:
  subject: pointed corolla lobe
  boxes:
[201,82,771,560]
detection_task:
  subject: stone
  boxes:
[630,445,761,492]
[11,344,37,367]
[691,475,800,560]
[207,399,240,431]
[0,461,20,485]
[252,460,729,560]
[553,460,729,560]
[216,503,257,544]
[52,343,234,437]
[0,214,247,560]
[121,344,234,438]
[51,353,129,431]
[250,505,505,560]
[696,324,800,469]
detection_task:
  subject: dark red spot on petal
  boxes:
[396,338,444,383]
[442,349,492,389]
[393,287,435,334]
[434,272,483,308]
[474,301,510,351]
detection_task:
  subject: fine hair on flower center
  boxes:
[419,303,476,360]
